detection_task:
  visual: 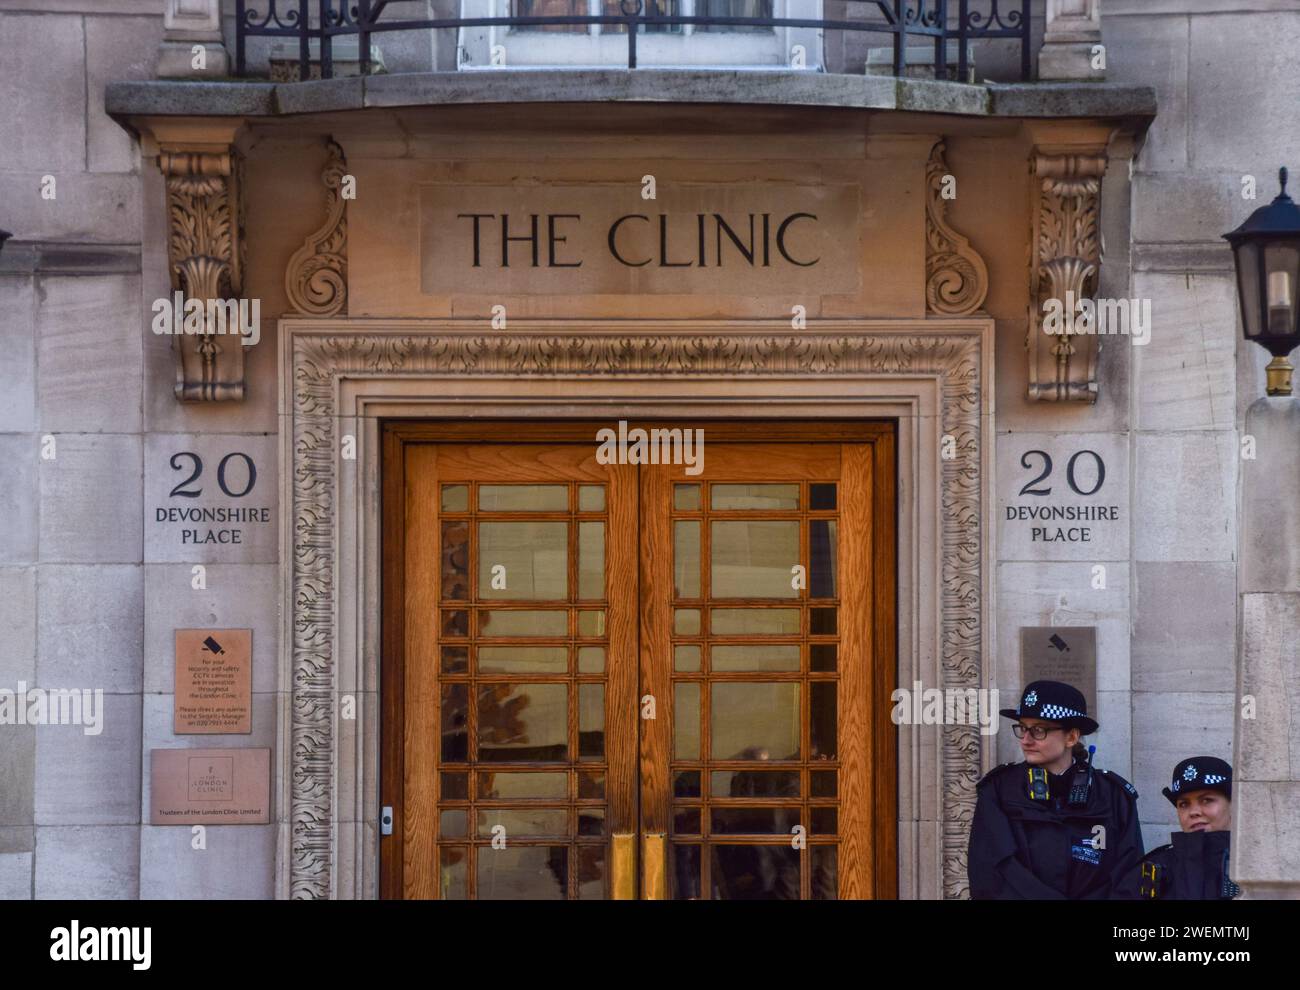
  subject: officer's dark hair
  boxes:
[1071,740,1089,763]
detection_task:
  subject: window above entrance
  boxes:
[455,0,822,71]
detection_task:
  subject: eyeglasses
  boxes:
[1011,723,1065,740]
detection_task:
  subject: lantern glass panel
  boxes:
[1263,241,1300,340]
[1235,241,1262,339]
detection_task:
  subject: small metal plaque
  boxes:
[174,629,252,734]
[150,748,270,824]
[1019,626,1098,719]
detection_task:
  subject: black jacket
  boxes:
[968,759,1144,899]
[1113,830,1239,900]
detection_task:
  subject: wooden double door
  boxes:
[381,422,896,899]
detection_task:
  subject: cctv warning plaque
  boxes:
[174,629,252,734]
[1019,626,1097,719]
[150,748,270,825]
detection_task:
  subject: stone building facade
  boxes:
[0,0,1295,899]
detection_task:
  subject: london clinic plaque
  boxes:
[174,629,252,734]
[150,748,270,824]
[1019,626,1097,719]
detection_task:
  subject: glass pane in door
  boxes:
[667,474,841,899]
[436,480,610,898]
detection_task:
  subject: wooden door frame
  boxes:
[380,419,896,899]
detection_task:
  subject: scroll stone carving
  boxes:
[160,148,247,402]
[285,326,986,899]
[926,141,989,317]
[286,140,348,317]
[1027,150,1107,403]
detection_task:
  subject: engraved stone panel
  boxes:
[420,183,860,296]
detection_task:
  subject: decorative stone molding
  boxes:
[1027,149,1107,403]
[286,140,349,317]
[156,0,230,79]
[281,322,989,899]
[160,147,247,401]
[1039,0,1104,81]
[926,141,989,317]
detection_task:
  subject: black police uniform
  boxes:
[1114,757,1239,900]
[968,681,1144,900]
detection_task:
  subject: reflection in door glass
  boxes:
[710,607,800,635]
[673,521,700,598]
[440,484,469,512]
[579,684,605,761]
[478,609,567,637]
[711,845,799,900]
[478,484,567,511]
[811,846,838,900]
[439,847,467,899]
[710,483,799,510]
[671,844,701,900]
[809,519,837,599]
[441,521,470,600]
[578,521,605,599]
[810,682,837,761]
[476,808,568,836]
[710,644,800,672]
[441,684,469,762]
[477,646,567,673]
[478,522,568,599]
[477,771,567,800]
[477,846,568,900]
[674,683,700,760]
[711,682,800,760]
[710,521,800,598]
[578,485,606,512]
[476,683,567,762]
[576,846,606,899]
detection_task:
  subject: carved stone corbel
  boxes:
[160,147,247,401]
[1027,149,1107,403]
[285,140,348,316]
[925,141,989,316]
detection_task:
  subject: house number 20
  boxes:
[168,452,258,498]
[1018,450,1105,497]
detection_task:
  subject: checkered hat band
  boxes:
[1036,703,1083,719]
[1204,774,1227,785]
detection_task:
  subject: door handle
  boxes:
[642,832,667,900]
[611,832,636,899]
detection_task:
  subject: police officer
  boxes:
[1114,757,1239,900]
[968,680,1144,899]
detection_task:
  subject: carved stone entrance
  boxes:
[276,318,993,899]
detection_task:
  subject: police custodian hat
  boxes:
[998,680,1099,735]
[1162,756,1232,805]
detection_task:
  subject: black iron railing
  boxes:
[236,0,1032,80]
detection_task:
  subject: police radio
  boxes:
[1068,745,1096,807]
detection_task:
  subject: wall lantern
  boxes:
[1224,168,1300,397]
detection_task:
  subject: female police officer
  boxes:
[1114,756,1238,899]
[968,680,1144,899]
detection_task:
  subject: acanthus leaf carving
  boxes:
[159,148,246,402]
[1027,149,1108,403]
